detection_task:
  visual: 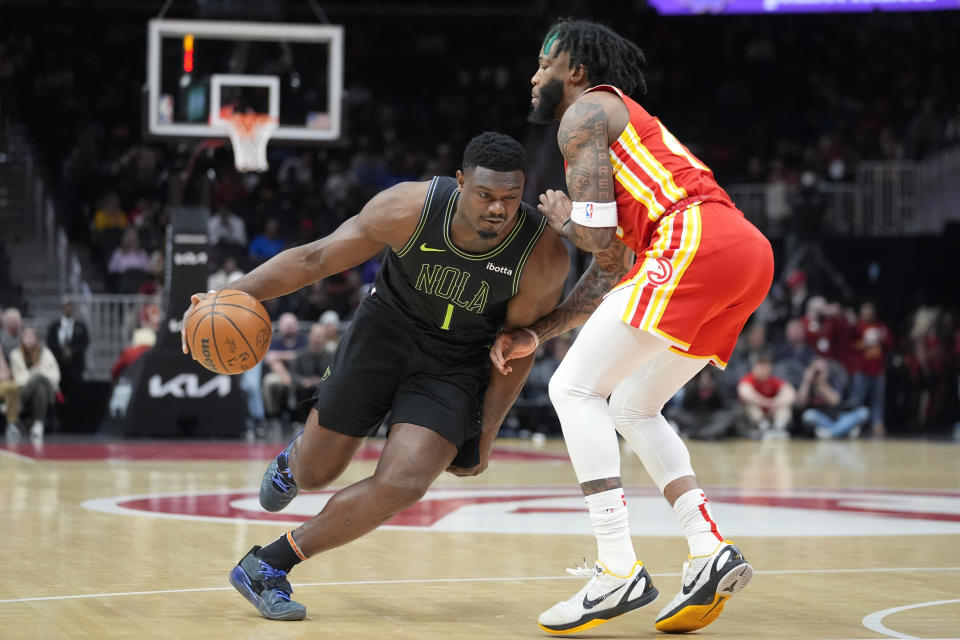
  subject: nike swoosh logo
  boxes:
[419,243,445,252]
[582,583,625,609]
[682,563,708,595]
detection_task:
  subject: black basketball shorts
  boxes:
[313,297,487,468]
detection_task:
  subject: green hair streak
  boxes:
[541,31,560,55]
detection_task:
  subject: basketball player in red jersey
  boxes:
[491,19,773,635]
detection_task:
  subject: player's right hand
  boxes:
[538,188,573,235]
[180,290,216,355]
[490,328,538,375]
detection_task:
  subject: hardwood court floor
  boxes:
[1,437,959,639]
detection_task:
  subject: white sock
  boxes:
[673,488,725,557]
[584,488,637,575]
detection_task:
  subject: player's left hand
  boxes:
[446,433,495,477]
[181,290,216,355]
[490,328,538,375]
[538,188,573,234]
[446,459,488,477]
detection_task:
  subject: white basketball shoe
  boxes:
[538,561,659,634]
[654,541,753,633]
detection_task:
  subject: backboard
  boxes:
[146,19,343,143]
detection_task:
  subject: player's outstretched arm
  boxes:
[218,181,426,300]
[542,94,625,252]
[181,181,427,355]
[447,228,569,477]
[490,239,631,374]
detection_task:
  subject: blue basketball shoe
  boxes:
[229,546,306,621]
[259,430,303,512]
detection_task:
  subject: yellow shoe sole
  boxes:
[654,592,729,633]
[539,617,611,635]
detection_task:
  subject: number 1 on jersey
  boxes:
[441,303,454,330]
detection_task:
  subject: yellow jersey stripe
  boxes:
[640,211,689,330]
[616,212,676,321]
[644,204,703,332]
[650,204,702,330]
[668,346,729,369]
[651,326,693,350]
[642,204,702,333]
[636,214,678,328]
[619,256,649,323]
[619,123,688,203]
[610,154,663,218]
[657,121,710,172]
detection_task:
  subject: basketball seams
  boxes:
[208,303,230,373]
[207,292,247,300]
[189,313,205,356]
[187,291,270,328]
[188,290,272,374]
[199,302,271,329]
[208,310,260,367]
[216,289,271,328]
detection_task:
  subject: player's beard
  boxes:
[527,78,564,124]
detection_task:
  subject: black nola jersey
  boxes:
[371,176,547,350]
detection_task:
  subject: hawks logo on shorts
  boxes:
[646,257,673,286]
[607,201,773,369]
[615,204,702,335]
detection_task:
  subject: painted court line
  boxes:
[1,566,957,606]
[0,575,583,604]
[0,447,36,463]
[754,566,960,576]
[861,598,960,640]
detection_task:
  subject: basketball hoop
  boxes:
[220,113,278,173]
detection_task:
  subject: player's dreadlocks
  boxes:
[462,131,527,173]
[543,19,648,96]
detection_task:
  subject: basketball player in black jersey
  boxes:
[181,132,569,621]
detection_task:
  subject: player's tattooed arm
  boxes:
[560,101,614,202]
[489,238,630,374]
[527,239,631,343]
[547,99,618,252]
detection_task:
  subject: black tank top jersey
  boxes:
[370,176,547,352]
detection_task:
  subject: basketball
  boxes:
[184,289,272,374]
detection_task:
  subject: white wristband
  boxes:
[570,201,618,228]
[521,327,540,349]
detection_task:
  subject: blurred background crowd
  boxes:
[1,0,958,441]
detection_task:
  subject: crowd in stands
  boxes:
[505,282,960,440]
[671,286,960,439]
[1,5,959,439]
[3,9,959,287]
[1,302,89,442]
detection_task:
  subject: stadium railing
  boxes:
[729,149,960,238]
[64,294,163,382]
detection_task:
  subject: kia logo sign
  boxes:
[148,374,231,398]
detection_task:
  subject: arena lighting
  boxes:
[183,34,194,74]
[648,0,960,14]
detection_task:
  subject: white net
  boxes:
[222,114,278,172]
